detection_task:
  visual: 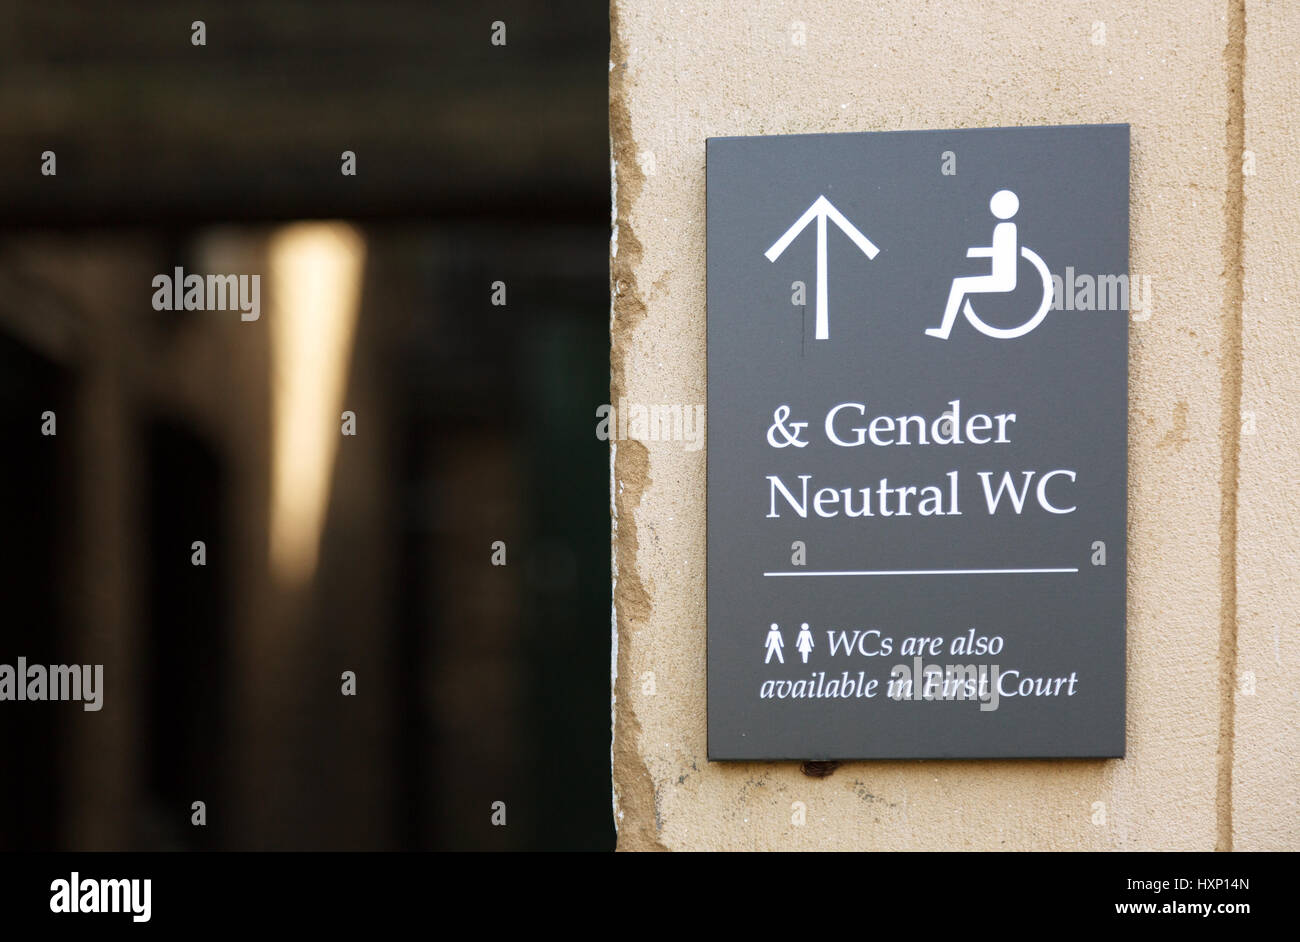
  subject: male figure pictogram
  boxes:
[764,623,785,664]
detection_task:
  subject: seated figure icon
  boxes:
[925,189,1054,341]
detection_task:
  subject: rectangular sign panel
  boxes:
[706,124,1129,759]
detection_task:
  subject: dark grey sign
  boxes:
[706,124,1128,760]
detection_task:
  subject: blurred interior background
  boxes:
[0,1,612,850]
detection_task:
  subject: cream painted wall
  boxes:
[611,0,1297,850]
[1233,0,1300,852]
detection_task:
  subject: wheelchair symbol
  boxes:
[925,190,1054,341]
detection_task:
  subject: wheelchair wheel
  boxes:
[962,246,1054,339]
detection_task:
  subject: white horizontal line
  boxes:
[762,568,1079,577]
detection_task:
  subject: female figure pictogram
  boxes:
[796,622,815,664]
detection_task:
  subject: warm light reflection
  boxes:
[268,221,366,586]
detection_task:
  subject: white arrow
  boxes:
[765,195,879,340]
